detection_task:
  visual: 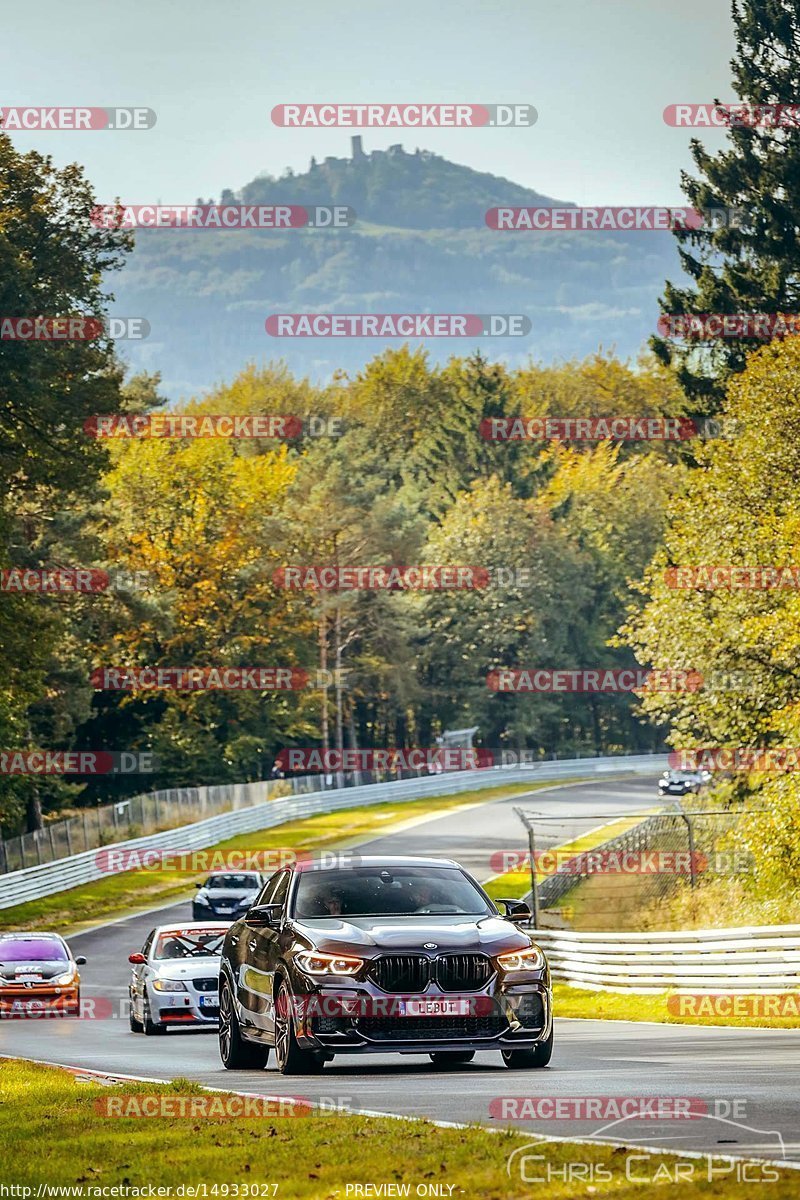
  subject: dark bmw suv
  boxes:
[218,855,552,1075]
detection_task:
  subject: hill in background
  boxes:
[112,138,680,397]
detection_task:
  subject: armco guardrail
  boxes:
[535,924,800,993]
[0,753,665,910]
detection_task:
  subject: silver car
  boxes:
[128,923,229,1035]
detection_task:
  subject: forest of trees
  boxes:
[3,0,800,863]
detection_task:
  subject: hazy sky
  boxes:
[2,0,738,207]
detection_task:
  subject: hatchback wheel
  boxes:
[274,983,324,1075]
[218,978,269,1069]
[502,1029,553,1069]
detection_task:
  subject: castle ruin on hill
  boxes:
[309,136,435,171]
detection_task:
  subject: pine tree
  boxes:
[652,0,800,416]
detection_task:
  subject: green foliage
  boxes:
[624,337,800,885]
[652,0,800,412]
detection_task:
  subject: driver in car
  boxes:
[309,886,344,916]
[160,936,187,959]
[409,880,446,911]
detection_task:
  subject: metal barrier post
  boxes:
[674,801,697,889]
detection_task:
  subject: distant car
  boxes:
[218,855,552,1075]
[658,768,710,796]
[192,871,263,921]
[128,923,228,1035]
[0,931,86,1017]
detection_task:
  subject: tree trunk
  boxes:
[26,787,43,833]
[334,603,344,788]
[319,613,329,754]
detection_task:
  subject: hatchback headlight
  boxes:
[152,979,188,992]
[194,893,210,905]
[496,946,545,972]
[52,969,76,986]
[295,951,363,976]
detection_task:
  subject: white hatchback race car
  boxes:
[128,923,228,1035]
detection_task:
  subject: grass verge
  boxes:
[554,981,800,1029]
[1,1059,796,1198]
[0,781,560,936]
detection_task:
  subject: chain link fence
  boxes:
[0,776,320,873]
[515,800,768,931]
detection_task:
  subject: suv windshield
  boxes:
[206,875,259,890]
[293,867,492,918]
[0,937,68,963]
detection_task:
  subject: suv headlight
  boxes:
[496,946,545,972]
[153,979,188,992]
[53,969,77,986]
[295,951,363,976]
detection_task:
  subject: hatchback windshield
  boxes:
[153,930,225,960]
[0,937,69,963]
[206,875,260,890]
[293,867,492,918]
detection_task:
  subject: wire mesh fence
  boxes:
[0,776,321,874]
[513,801,766,932]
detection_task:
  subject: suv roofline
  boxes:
[293,854,461,872]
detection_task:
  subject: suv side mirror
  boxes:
[74,956,87,966]
[495,898,532,924]
[128,952,146,964]
[244,904,282,929]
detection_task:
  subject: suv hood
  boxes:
[292,913,532,955]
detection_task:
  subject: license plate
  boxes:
[199,994,218,1007]
[215,907,232,913]
[15,975,42,983]
[397,998,472,1017]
